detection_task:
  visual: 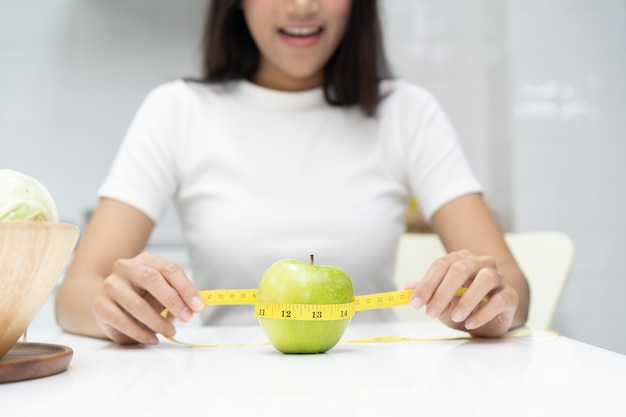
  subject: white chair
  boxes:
[392,231,575,329]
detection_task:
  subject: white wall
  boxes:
[382,0,514,229]
[508,0,626,353]
[2,0,625,354]
[1,0,206,243]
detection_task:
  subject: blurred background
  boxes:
[1,0,625,353]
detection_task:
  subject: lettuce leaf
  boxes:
[0,169,58,222]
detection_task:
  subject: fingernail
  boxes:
[465,319,477,330]
[410,296,424,310]
[451,309,464,323]
[148,336,159,345]
[179,307,192,322]
[427,306,438,318]
[164,327,176,337]
[190,296,204,311]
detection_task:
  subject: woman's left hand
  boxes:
[405,249,519,337]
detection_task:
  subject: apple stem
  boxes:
[310,254,314,265]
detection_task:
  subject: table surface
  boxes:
[2,321,625,417]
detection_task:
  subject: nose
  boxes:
[285,0,320,17]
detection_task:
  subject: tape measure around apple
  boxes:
[159,256,497,354]
[189,287,418,321]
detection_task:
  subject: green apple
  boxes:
[257,256,355,354]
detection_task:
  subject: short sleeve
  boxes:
[392,83,483,220]
[97,81,186,222]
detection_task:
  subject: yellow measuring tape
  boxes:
[179,288,418,322]
[158,287,528,347]
[189,287,476,321]
[255,289,415,321]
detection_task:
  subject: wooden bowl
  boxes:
[0,222,79,359]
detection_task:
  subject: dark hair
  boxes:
[196,0,392,117]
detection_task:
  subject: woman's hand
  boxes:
[93,252,205,345]
[405,249,520,337]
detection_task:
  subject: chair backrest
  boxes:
[392,231,575,329]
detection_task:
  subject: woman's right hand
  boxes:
[93,252,205,345]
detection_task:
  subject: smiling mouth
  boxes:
[278,27,324,38]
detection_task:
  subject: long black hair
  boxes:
[196,0,392,117]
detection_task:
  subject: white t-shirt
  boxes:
[98,79,482,324]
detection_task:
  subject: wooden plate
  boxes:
[0,342,73,383]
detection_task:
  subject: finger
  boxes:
[422,253,487,318]
[137,253,205,313]
[465,287,517,331]
[115,255,197,323]
[404,281,418,290]
[93,293,161,345]
[102,274,177,338]
[408,251,465,310]
[450,266,502,323]
[416,250,493,317]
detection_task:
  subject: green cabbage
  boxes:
[0,169,58,222]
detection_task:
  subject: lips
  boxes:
[278,26,324,37]
[277,26,324,48]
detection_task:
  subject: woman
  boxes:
[56,0,529,345]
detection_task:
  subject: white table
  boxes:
[3,322,625,417]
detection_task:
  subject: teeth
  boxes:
[281,27,321,37]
